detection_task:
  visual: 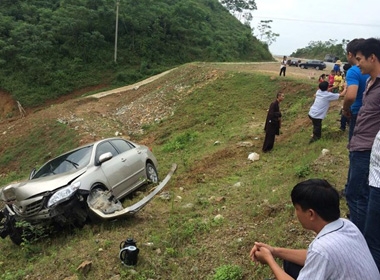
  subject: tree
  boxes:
[219,0,257,13]
[256,20,279,46]
[219,0,256,23]
[290,39,348,60]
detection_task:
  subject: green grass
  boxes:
[0,64,350,280]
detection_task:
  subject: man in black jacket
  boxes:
[262,92,284,152]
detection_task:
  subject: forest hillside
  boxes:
[0,0,272,107]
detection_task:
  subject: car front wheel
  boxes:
[146,163,158,183]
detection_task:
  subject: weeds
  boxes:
[294,165,311,178]
[211,264,243,280]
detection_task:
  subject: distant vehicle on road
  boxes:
[324,54,339,63]
[287,59,300,67]
[299,60,326,70]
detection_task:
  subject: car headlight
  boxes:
[1,185,16,202]
[47,181,81,208]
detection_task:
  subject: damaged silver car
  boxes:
[0,137,176,245]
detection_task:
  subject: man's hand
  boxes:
[342,108,352,118]
[254,246,275,264]
[250,242,275,263]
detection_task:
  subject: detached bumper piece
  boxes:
[87,163,177,219]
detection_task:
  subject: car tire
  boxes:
[300,65,305,69]
[146,162,158,183]
[316,66,320,70]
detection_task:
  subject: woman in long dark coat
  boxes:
[262,93,284,152]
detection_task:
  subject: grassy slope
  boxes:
[0,64,349,280]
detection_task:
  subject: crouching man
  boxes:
[249,179,379,280]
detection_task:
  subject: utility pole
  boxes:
[114,0,120,63]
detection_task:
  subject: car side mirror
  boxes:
[99,152,113,165]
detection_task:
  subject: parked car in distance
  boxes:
[287,59,300,67]
[324,54,339,63]
[299,60,326,70]
[0,137,169,245]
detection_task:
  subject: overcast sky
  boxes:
[247,0,379,56]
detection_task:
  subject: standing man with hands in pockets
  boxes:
[249,179,379,280]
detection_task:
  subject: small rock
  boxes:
[214,214,224,221]
[159,191,171,200]
[248,152,260,161]
[181,203,194,209]
[77,260,92,276]
[321,149,330,156]
[215,196,225,202]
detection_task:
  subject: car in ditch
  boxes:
[0,137,177,244]
[298,60,327,70]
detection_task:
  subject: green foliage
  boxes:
[0,0,270,107]
[295,165,311,178]
[219,0,257,13]
[290,39,348,60]
[212,264,243,280]
[16,220,49,258]
[162,131,198,152]
[0,121,79,186]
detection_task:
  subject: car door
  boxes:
[95,141,132,195]
[109,139,146,199]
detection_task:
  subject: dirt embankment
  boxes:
[0,62,324,146]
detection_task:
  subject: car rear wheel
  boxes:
[300,65,305,69]
[316,66,320,70]
[146,163,158,183]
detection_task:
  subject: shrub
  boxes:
[212,264,243,280]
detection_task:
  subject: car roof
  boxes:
[51,137,133,159]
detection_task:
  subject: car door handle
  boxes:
[121,158,127,162]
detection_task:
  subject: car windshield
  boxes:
[33,146,93,179]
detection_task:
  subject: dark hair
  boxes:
[343,63,351,71]
[318,81,329,91]
[276,92,283,98]
[346,38,365,56]
[356,38,380,59]
[291,179,340,222]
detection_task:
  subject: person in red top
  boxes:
[328,70,335,89]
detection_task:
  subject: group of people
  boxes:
[257,38,380,279]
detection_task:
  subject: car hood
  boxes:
[5,169,87,201]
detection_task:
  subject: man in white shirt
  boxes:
[308,81,344,143]
[249,179,379,280]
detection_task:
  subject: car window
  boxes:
[33,146,93,178]
[110,139,135,153]
[95,142,118,161]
